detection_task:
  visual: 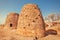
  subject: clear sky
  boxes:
[0,0,60,24]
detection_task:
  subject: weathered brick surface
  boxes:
[17,4,45,37]
[5,12,19,29]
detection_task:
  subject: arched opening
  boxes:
[10,23,12,27]
[46,29,57,36]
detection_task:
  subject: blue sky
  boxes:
[0,0,60,24]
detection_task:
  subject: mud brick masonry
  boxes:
[4,4,45,38]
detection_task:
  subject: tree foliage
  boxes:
[45,13,60,22]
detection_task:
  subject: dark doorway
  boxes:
[10,23,12,27]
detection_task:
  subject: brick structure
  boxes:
[17,4,45,37]
[4,12,19,29]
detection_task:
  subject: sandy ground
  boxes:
[0,22,60,40]
[0,27,60,40]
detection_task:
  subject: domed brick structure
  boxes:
[17,4,45,37]
[4,12,19,29]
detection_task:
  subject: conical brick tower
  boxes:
[4,12,19,29]
[17,4,45,37]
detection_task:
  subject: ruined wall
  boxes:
[0,24,4,29]
[17,4,45,37]
[4,12,19,29]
